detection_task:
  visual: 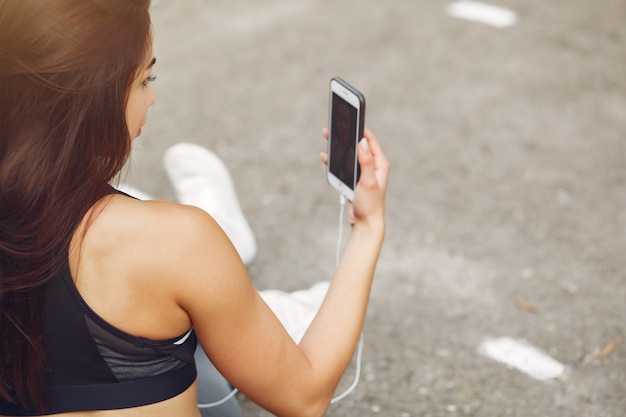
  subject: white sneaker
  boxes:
[163,143,257,265]
[259,281,330,344]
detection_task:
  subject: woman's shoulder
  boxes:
[80,192,238,280]
[97,193,212,240]
[70,192,244,338]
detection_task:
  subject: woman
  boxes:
[0,1,389,416]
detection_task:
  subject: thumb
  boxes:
[357,138,377,188]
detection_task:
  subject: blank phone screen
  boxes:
[330,92,358,190]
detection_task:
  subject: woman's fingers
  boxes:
[320,128,329,165]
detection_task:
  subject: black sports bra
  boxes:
[0,257,197,415]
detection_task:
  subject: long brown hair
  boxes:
[0,0,152,410]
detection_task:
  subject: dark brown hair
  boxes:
[0,0,152,410]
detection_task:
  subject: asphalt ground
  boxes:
[124,1,626,415]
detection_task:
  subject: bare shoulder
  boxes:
[89,193,238,272]
[79,193,238,291]
[72,193,246,338]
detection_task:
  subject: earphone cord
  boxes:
[199,194,362,409]
[330,193,364,403]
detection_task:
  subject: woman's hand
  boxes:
[321,128,390,229]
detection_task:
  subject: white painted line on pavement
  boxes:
[478,337,566,381]
[447,1,517,28]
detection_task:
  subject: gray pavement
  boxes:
[126,0,626,415]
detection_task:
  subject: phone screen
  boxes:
[329,92,359,190]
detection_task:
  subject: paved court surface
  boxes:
[127,0,625,415]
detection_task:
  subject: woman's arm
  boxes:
[169,129,389,417]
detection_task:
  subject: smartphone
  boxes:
[326,77,366,202]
